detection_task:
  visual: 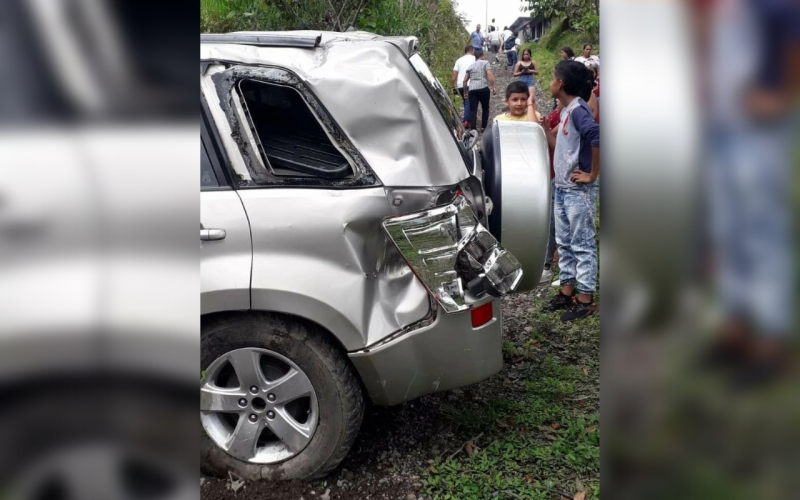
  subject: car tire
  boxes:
[200,312,364,481]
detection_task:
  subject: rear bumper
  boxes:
[348,300,503,406]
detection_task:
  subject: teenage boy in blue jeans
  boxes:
[540,60,599,321]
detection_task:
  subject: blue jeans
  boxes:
[518,74,534,88]
[554,183,598,294]
[460,87,470,125]
[506,50,517,68]
[709,124,793,334]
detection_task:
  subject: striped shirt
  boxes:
[465,60,491,91]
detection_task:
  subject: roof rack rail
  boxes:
[201,33,322,48]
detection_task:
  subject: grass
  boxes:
[420,192,601,500]
[423,293,600,499]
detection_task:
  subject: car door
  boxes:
[200,109,252,314]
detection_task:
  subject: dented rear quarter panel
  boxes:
[240,187,434,350]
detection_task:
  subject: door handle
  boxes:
[201,228,226,241]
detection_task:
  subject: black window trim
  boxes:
[206,63,381,190]
[201,95,234,192]
[234,77,357,181]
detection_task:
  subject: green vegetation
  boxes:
[424,291,600,499]
[524,0,599,41]
[522,18,600,91]
[421,199,601,500]
[200,0,467,103]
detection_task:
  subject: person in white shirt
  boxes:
[501,27,513,45]
[488,27,503,62]
[451,45,476,126]
[574,43,600,66]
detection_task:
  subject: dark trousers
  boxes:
[468,87,491,130]
[460,88,470,125]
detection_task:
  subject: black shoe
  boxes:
[560,298,596,322]
[542,291,574,312]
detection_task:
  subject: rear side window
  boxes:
[238,79,352,180]
[408,54,474,172]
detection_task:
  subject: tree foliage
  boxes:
[523,0,599,41]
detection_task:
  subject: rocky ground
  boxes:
[202,64,600,500]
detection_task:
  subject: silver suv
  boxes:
[200,31,550,481]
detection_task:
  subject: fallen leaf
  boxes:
[586,426,597,434]
[496,419,511,429]
[503,378,512,386]
[524,475,536,483]
[576,479,585,492]
[225,471,244,495]
[545,433,556,441]
[550,423,561,430]
[228,476,245,494]
[465,441,474,456]
[512,357,525,364]
[583,367,589,376]
[573,492,586,500]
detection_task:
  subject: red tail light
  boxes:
[471,301,494,328]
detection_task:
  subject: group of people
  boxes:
[467,23,522,68]
[451,30,602,322]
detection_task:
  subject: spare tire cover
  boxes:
[480,120,550,291]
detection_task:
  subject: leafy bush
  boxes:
[524,0,599,40]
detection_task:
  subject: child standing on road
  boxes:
[540,61,599,321]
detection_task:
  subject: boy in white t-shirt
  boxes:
[450,45,476,127]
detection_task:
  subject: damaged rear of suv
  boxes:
[200,31,551,481]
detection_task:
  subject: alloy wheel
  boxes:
[200,348,318,464]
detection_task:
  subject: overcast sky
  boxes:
[455,0,531,34]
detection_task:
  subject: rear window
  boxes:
[237,79,353,180]
[408,54,474,172]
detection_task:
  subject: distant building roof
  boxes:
[509,17,533,32]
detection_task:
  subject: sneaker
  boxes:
[551,278,560,287]
[542,290,574,312]
[560,298,596,322]
[539,268,553,284]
